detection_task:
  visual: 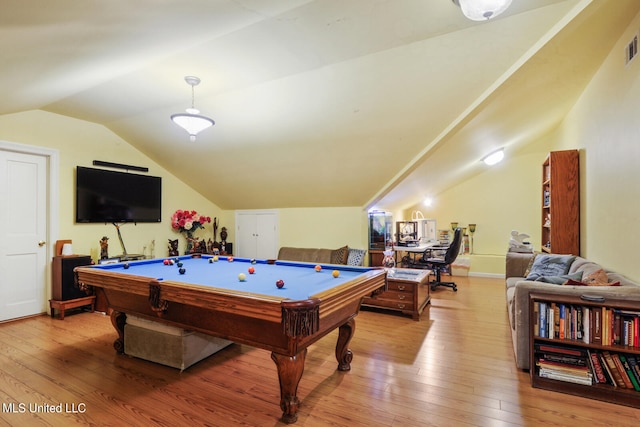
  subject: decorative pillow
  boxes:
[523,254,537,277]
[331,245,349,264]
[347,249,366,266]
[535,271,583,285]
[563,268,620,286]
[525,254,576,281]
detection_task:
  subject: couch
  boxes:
[277,245,367,266]
[505,252,640,370]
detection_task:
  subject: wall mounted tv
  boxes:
[76,166,162,223]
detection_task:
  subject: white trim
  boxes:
[0,140,60,305]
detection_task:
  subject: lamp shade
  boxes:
[455,0,512,21]
[171,113,215,142]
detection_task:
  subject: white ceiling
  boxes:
[2,0,637,210]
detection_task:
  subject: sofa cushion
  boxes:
[331,245,349,264]
[535,271,583,285]
[525,254,575,280]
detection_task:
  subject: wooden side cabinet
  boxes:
[50,255,95,319]
[362,268,430,320]
[529,292,640,408]
[541,150,580,255]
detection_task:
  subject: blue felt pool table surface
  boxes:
[94,255,376,301]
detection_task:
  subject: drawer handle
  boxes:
[397,285,405,291]
[398,295,405,300]
[397,304,406,309]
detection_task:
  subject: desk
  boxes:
[75,255,385,424]
[393,242,441,267]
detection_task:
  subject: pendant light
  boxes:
[171,76,215,141]
[452,0,512,21]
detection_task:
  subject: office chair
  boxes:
[420,227,463,292]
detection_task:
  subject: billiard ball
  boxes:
[179,268,186,274]
[248,266,255,274]
[163,259,169,265]
[123,263,130,269]
[276,279,285,289]
[209,258,214,263]
[332,270,340,278]
[213,256,219,262]
[177,261,183,267]
[314,265,322,272]
[238,273,246,282]
[250,259,257,264]
[228,257,234,262]
[169,259,175,265]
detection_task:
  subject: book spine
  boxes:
[602,351,627,388]
[619,355,640,391]
[598,352,616,386]
[587,350,607,384]
[559,304,565,340]
[582,307,590,344]
[612,353,634,389]
[593,308,602,344]
[540,302,547,338]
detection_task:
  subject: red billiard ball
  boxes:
[163,259,169,265]
[248,266,255,274]
[314,265,322,272]
[276,279,285,289]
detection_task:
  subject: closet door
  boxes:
[235,210,278,259]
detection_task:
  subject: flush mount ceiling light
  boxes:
[171,76,214,142]
[452,0,512,21]
[482,148,505,166]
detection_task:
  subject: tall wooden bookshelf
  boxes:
[541,150,579,255]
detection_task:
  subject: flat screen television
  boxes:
[76,166,162,223]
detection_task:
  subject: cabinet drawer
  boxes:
[362,297,414,311]
[387,281,415,292]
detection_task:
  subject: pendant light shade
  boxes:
[171,76,214,141]
[452,0,512,21]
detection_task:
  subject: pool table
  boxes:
[74,255,386,424]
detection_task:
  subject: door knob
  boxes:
[38,240,46,247]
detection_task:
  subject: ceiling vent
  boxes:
[625,34,638,65]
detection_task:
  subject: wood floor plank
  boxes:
[1,275,640,426]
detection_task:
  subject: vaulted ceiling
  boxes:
[2,0,637,210]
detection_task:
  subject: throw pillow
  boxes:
[563,269,621,286]
[525,254,576,281]
[347,249,366,266]
[535,271,583,285]
[331,245,349,264]
[523,254,537,277]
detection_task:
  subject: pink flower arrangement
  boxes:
[171,210,211,233]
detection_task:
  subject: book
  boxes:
[540,302,547,338]
[593,308,602,344]
[597,352,616,386]
[618,355,640,391]
[587,350,607,384]
[602,351,627,388]
[612,353,634,389]
[559,304,566,340]
[626,355,640,385]
[534,301,540,337]
[582,307,590,344]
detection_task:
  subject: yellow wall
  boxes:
[278,207,368,251]
[403,10,640,281]
[0,110,228,261]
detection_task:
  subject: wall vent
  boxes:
[625,34,638,65]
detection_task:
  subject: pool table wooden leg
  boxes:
[110,310,126,354]
[271,348,307,424]
[336,317,355,371]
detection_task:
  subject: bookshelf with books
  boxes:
[530,292,640,408]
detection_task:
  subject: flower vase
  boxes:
[185,231,194,254]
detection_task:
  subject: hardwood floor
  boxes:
[1,275,639,426]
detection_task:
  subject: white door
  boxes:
[235,211,278,259]
[0,150,48,321]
